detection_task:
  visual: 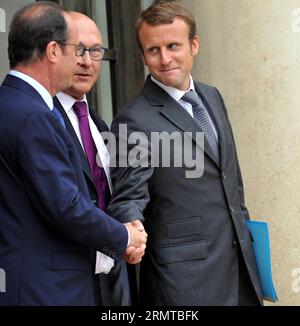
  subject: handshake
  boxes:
[124,220,147,264]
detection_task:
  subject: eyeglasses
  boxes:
[59,42,108,61]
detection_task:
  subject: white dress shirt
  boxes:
[56,92,114,274]
[151,75,218,140]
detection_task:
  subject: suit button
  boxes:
[221,172,226,180]
[229,205,234,213]
[232,240,238,247]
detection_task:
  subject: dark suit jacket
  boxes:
[0,75,128,306]
[53,96,131,306]
[108,75,263,305]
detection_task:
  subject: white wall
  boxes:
[181,0,300,305]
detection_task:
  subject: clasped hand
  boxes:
[124,220,147,264]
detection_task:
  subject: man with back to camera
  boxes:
[108,1,263,305]
[0,2,146,306]
[54,12,136,306]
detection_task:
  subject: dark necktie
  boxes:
[52,107,66,128]
[181,90,219,162]
[73,101,110,211]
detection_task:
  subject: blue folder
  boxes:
[246,220,278,302]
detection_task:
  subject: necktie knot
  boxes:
[73,101,88,119]
[181,90,203,108]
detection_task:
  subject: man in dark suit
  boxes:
[108,1,263,305]
[0,2,146,306]
[53,12,135,306]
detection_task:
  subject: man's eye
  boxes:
[148,48,158,54]
[169,43,178,50]
[90,48,101,53]
[77,46,85,53]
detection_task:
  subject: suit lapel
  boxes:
[159,98,206,152]
[196,83,227,168]
[53,97,94,184]
[89,108,109,133]
[144,77,219,166]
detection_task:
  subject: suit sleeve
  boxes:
[107,111,154,223]
[214,87,251,221]
[17,111,128,261]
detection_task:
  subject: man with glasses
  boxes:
[60,42,108,60]
[0,3,146,306]
[54,12,134,306]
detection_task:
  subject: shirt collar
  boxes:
[56,92,89,114]
[9,70,54,110]
[151,75,195,102]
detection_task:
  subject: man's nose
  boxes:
[78,50,93,66]
[160,49,172,65]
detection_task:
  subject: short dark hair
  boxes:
[136,0,197,51]
[8,1,67,68]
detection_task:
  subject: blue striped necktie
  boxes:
[52,107,66,128]
[182,90,219,162]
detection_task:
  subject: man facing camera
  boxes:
[108,1,263,306]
